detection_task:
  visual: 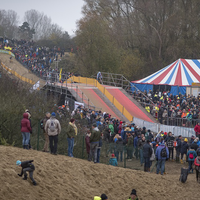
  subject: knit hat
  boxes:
[184,138,188,142]
[131,189,137,196]
[70,118,75,123]
[111,154,115,158]
[120,121,123,124]
[101,194,108,200]
[16,160,21,166]
[51,112,56,117]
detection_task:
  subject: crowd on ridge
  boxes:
[132,89,200,127]
[0,39,72,82]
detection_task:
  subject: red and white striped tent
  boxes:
[131,58,200,95]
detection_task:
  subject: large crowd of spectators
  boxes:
[132,89,200,127]
[0,39,72,82]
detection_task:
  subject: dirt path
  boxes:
[0,145,198,200]
[0,53,45,86]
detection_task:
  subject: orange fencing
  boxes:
[67,76,133,121]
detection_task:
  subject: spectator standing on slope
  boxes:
[194,122,200,139]
[143,140,152,172]
[45,112,61,155]
[21,112,32,149]
[42,112,51,152]
[89,124,101,163]
[155,138,169,175]
[67,118,77,157]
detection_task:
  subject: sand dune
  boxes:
[0,146,198,200]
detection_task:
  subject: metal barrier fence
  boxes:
[133,117,195,137]
[33,119,157,171]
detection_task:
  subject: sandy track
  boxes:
[0,145,198,200]
[0,53,45,85]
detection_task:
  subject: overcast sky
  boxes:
[1,0,85,36]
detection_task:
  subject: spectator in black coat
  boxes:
[166,132,175,160]
[176,135,182,162]
[143,140,152,172]
[180,138,189,164]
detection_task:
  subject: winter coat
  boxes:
[85,135,90,154]
[66,122,76,138]
[187,149,197,162]
[176,138,182,151]
[181,141,189,154]
[194,124,200,136]
[90,127,101,143]
[138,139,146,149]
[194,156,200,171]
[127,136,133,147]
[134,136,139,148]
[21,113,32,133]
[155,143,169,160]
[45,117,61,136]
[118,124,122,134]
[167,136,174,149]
[116,138,124,152]
[143,143,152,158]
[109,124,114,134]
[109,157,118,166]
[19,160,35,176]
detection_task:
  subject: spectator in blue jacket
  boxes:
[187,145,197,173]
[155,138,169,175]
[109,154,118,166]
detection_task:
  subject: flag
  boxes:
[59,68,62,81]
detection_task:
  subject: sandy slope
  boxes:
[0,53,45,86]
[0,146,198,200]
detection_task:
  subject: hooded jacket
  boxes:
[45,116,61,136]
[21,113,32,133]
[155,143,169,160]
[90,127,101,143]
[109,157,118,166]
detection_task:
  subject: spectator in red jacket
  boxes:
[21,113,32,149]
[194,123,200,139]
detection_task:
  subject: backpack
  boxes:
[49,120,56,132]
[179,168,188,183]
[40,119,44,129]
[189,152,194,159]
[160,147,167,157]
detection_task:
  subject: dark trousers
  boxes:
[196,169,200,181]
[23,167,35,183]
[97,147,101,163]
[49,135,58,154]
[144,157,150,171]
[188,161,194,172]
[169,148,174,159]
